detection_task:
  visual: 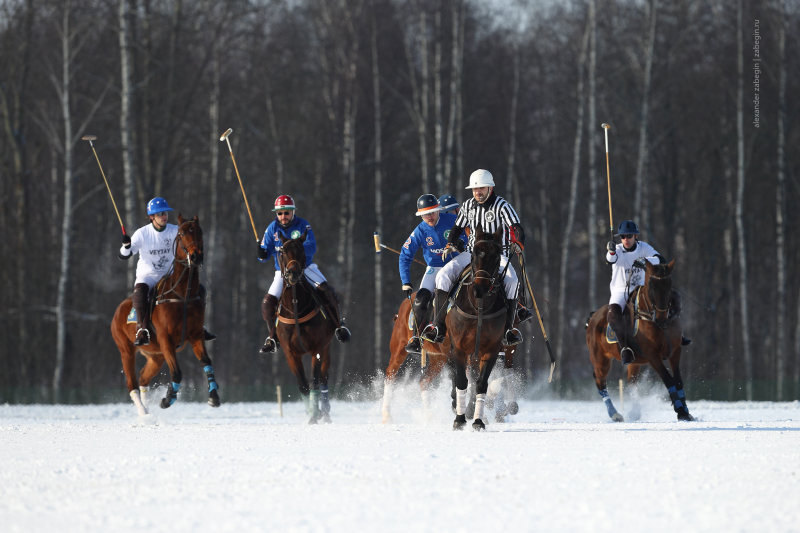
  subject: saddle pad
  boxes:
[407,302,454,331]
[605,320,639,344]
[126,308,138,324]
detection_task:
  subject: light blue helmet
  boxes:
[615,220,640,236]
[146,197,173,215]
[438,194,459,211]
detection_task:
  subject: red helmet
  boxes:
[272,194,296,211]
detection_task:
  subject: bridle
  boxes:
[279,242,306,287]
[637,270,673,328]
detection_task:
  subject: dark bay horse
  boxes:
[381,293,520,424]
[447,226,508,431]
[586,259,693,422]
[274,232,336,424]
[111,215,220,415]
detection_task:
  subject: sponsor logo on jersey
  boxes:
[485,210,495,223]
[444,229,451,239]
[291,230,301,239]
[425,236,434,246]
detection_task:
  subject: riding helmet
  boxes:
[616,220,640,236]
[273,194,296,211]
[465,169,495,189]
[146,197,173,215]
[415,194,441,216]
[438,194,459,211]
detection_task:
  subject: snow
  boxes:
[1,381,799,533]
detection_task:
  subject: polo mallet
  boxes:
[518,253,556,383]
[373,232,426,266]
[82,135,126,236]
[601,123,614,239]
[220,128,259,242]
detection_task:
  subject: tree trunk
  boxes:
[634,0,657,228]
[735,0,752,399]
[119,0,137,287]
[371,2,384,372]
[206,41,220,339]
[443,0,461,192]
[555,17,590,380]
[433,0,443,192]
[775,0,787,399]
[506,43,519,202]
[587,0,598,307]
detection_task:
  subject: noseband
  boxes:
[639,272,672,328]
[279,247,305,286]
[174,223,202,268]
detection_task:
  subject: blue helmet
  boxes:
[415,194,440,216]
[616,220,640,236]
[438,194,459,211]
[146,197,173,215]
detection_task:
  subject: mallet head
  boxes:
[601,123,610,130]
[219,128,233,141]
[81,135,97,141]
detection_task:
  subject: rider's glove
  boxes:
[441,243,456,261]
[509,242,524,255]
[632,258,647,269]
[257,243,269,260]
[607,241,616,254]
[402,284,413,299]
[122,234,131,249]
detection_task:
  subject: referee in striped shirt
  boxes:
[421,169,526,347]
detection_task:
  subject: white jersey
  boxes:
[120,223,178,287]
[606,240,659,306]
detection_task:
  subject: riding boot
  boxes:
[669,290,692,345]
[318,282,351,343]
[132,283,151,346]
[197,284,216,341]
[502,299,523,346]
[405,289,431,354]
[608,303,634,365]
[259,294,280,354]
[421,289,449,343]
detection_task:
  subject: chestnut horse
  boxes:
[448,225,508,431]
[111,215,220,415]
[381,293,520,424]
[274,232,336,424]
[586,259,693,422]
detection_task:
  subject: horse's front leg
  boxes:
[191,339,220,408]
[649,358,692,421]
[158,344,183,409]
[472,353,499,431]
[317,348,332,424]
[451,353,469,430]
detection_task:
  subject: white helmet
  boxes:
[465,169,495,189]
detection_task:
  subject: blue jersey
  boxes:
[258,216,316,270]
[399,212,466,285]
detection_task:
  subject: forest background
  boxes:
[1,0,797,403]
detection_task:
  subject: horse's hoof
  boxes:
[611,412,624,422]
[472,418,486,431]
[321,412,332,424]
[677,410,694,421]
[160,397,173,409]
[495,413,506,423]
[507,401,519,415]
[485,397,495,409]
[453,414,467,430]
[208,390,221,408]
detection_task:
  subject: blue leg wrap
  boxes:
[204,365,219,392]
[668,385,684,409]
[598,388,618,418]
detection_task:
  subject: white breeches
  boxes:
[134,272,164,289]
[435,252,518,299]
[418,266,441,293]
[609,290,630,309]
[267,263,327,298]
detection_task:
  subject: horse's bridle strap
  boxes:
[454,305,505,321]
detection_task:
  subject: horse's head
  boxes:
[470,224,503,298]
[175,215,203,267]
[278,231,307,286]
[644,259,674,325]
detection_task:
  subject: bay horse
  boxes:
[274,231,336,424]
[381,293,520,424]
[111,215,220,415]
[447,225,508,431]
[586,259,693,422]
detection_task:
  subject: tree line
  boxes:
[1,0,797,403]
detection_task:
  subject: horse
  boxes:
[447,225,508,430]
[110,215,220,415]
[274,231,336,424]
[381,293,521,424]
[586,259,693,422]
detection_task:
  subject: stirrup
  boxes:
[405,336,422,355]
[259,336,278,354]
[502,328,522,347]
[516,306,533,324]
[203,328,216,341]
[681,336,691,346]
[620,346,635,365]
[421,324,445,344]
[335,325,351,343]
[134,328,150,346]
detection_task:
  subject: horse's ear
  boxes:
[178,214,185,224]
[193,215,199,223]
[667,258,675,273]
[279,233,289,244]
[474,223,484,240]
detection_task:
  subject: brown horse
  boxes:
[586,259,693,422]
[274,231,336,424]
[447,225,508,430]
[111,215,220,415]
[381,293,520,424]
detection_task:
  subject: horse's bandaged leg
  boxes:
[130,389,148,416]
[203,365,218,392]
[473,393,486,422]
[139,386,148,408]
[381,381,394,423]
[486,375,504,403]
[455,387,467,416]
[320,387,330,414]
[420,388,431,411]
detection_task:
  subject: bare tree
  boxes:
[774,0,787,399]
[371,0,384,371]
[633,0,658,229]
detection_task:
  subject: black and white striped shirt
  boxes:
[452,193,522,256]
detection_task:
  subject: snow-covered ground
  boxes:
[1,379,799,533]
